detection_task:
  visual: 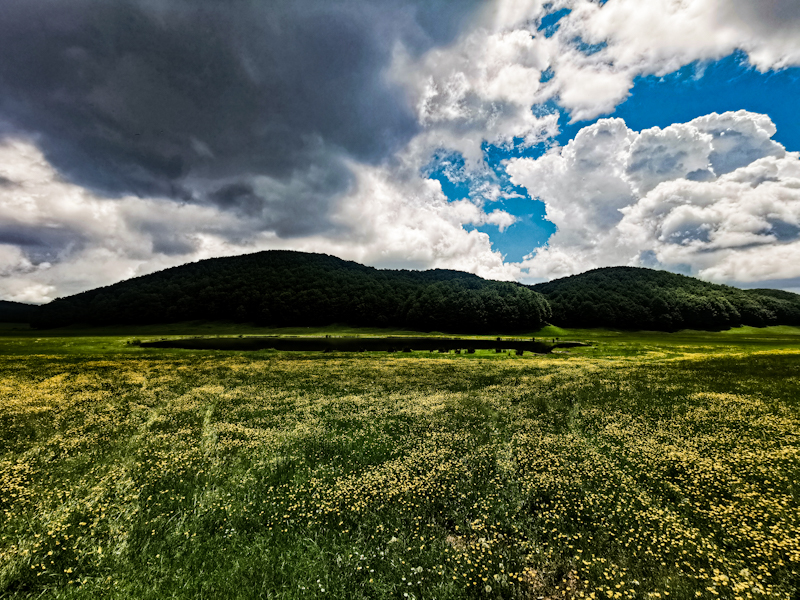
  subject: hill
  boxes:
[530,266,800,330]
[33,251,551,332]
[22,257,800,332]
[0,300,37,323]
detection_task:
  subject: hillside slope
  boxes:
[0,300,37,323]
[531,267,800,330]
[34,250,551,332]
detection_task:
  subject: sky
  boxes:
[1,0,800,303]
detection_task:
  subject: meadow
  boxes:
[0,324,798,599]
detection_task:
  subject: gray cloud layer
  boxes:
[0,0,479,220]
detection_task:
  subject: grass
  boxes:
[0,324,798,599]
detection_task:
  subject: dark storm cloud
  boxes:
[0,0,481,232]
[210,183,263,216]
[0,223,87,264]
[205,153,354,238]
[139,223,199,256]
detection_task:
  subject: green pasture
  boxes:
[1,322,800,357]
[0,324,798,599]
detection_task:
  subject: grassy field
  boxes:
[0,324,798,599]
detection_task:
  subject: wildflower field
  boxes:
[1,326,799,599]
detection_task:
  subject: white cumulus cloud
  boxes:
[550,0,800,120]
[508,110,800,283]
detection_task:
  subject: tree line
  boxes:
[530,267,800,330]
[33,251,552,333]
[0,300,37,323]
[17,255,800,332]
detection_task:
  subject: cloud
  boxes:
[547,0,800,120]
[508,110,800,283]
[0,131,518,302]
[619,154,800,283]
[386,0,800,188]
[392,0,800,130]
[0,0,524,302]
[508,117,638,248]
[0,0,487,233]
[322,161,519,279]
[0,132,258,301]
[391,22,561,166]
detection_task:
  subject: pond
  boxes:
[139,336,587,354]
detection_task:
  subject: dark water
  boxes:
[139,336,587,354]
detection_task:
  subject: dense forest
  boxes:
[11,254,800,332]
[0,300,37,323]
[33,251,551,332]
[530,267,800,330]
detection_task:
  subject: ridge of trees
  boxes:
[32,251,551,332]
[0,300,37,323]
[530,266,800,330]
[13,255,800,332]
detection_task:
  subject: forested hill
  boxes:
[33,251,551,332]
[20,257,800,332]
[0,300,37,323]
[530,267,800,330]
